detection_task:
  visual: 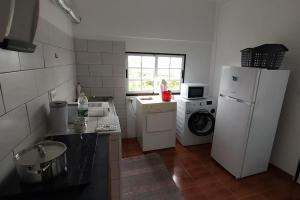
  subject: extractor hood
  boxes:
[0,0,39,53]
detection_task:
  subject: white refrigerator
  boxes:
[211,66,290,179]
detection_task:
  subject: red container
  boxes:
[162,90,172,102]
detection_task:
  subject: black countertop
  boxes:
[0,133,109,200]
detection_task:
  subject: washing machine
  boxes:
[176,96,216,146]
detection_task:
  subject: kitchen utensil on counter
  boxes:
[88,107,108,117]
[14,141,67,184]
[78,93,88,117]
[162,90,172,102]
[50,101,68,133]
[68,102,78,123]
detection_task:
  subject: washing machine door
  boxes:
[188,110,215,136]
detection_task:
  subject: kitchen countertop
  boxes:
[136,96,177,113]
[136,96,176,104]
[49,100,121,136]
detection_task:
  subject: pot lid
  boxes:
[14,140,67,165]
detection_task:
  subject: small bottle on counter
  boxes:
[78,93,88,117]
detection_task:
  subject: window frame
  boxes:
[126,52,186,96]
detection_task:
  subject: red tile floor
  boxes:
[122,138,300,200]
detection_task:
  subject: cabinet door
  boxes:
[211,96,253,178]
[146,112,173,133]
[219,66,260,102]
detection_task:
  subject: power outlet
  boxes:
[49,89,57,102]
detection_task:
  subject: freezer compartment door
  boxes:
[211,96,253,178]
[219,66,260,102]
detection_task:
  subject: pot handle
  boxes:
[36,144,46,158]
[27,163,51,175]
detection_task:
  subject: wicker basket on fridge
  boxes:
[241,44,288,69]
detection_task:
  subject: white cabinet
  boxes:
[136,96,177,151]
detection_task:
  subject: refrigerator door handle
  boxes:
[236,98,244,103]
[220,94,252,105]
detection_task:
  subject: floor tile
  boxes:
[122,138,300,200]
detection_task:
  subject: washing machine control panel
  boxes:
[185,99,215,114]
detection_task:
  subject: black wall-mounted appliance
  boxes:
[0,0,39,53]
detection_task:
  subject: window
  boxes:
[127,53,185,94]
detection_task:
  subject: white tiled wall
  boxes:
[0,17,76,184]
[75,39,127,135]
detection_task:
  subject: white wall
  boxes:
[72,0,217,138]
[212,0,300,176]
[39,0,73,36]
[72,0,216,84]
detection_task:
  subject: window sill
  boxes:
[126,92,180,96]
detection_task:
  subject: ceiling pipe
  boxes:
[55,0,81,24]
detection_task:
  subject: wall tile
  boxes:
[89,65,113,77]
[74,39,126,134]
[34,18,50,43]
[81,87,91,97]
[0,153,14,186]
[19,42,44,70]
[55,80,76,101]
[48,23,69,49]
[78,76,102,87]
[0,71,38,111]
[53,66,71,86]
[76,52,101,64]
[90,88,114,97]
[101,53,126,65]
[44,45,75,67]
[0,90,5,117]
[26,94,50,135]
[0,13,77,183]
[114,88,126,97]
[76,65,89,76]
[0,105,30,161]
[102,77,125,88]
[13,133,39,156]
[113,65,126,76]
[0,49,20,73]
[88,40,113,53]
[113,41,126,53]
[43,45,60,67]
[74,39,88,51]
[34,68,55,95]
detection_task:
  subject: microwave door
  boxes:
[188,87,204,98]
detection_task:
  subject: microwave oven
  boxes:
[180,83,209,99]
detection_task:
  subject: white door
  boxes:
[219,66,260,102]
[211,96,253,178]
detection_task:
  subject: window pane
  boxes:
[157,57,170,68]
[128,68,141,80]
[128,56,141,68]
[142,56,155,68]
[170,57,183,68]
[157,69,169,78]
[142,80,153,91]
[170,69,182,79]
[128,81,141,91]
[142,68,154,80]
[168,80,181,91]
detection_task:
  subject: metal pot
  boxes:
[14,140,67,184]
